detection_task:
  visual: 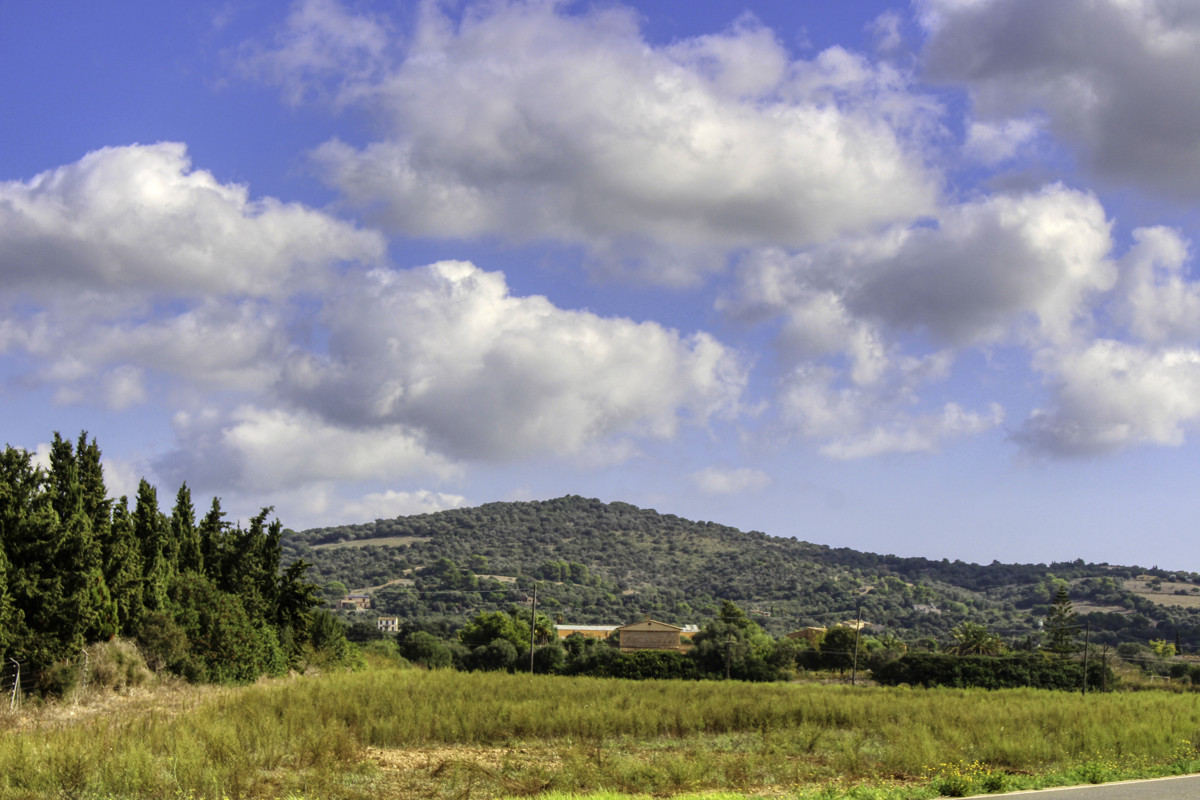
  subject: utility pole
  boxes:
[1081,621,1091,696]
[1100,644,1108,693]
[529,582,537,674]
[851,600,862,686]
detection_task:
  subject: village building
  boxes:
[338,593,371,611]
[787,627,827,646]
[376,616,399,633]
[616,618,689,653]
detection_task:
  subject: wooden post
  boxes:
[1101,644,1108,693]
[529,582,537,674]
[1081,621,1091,696]
[851,601,862,686]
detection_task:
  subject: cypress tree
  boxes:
[172,483,202,575]
[75,432,111,547]
[107,497,145,636]
[48,433,116,646]
[134,480,170,613]
[199,497,229,585]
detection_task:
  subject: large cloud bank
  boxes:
[0,144,746,499]
[247,0,941,283]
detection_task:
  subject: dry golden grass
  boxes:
[5,665,1200,799]
[1124,579,1200,608]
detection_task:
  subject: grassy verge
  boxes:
[3,664,1200,798]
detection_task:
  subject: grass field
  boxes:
[4,662,1200,799]
[1124,579,1200,609]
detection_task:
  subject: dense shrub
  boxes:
[85,639,151,691]
[170,573,286,683]
[134,610,191,674]
[873,653,1115,691]
[473,638,518,672]
[402,630,453,669]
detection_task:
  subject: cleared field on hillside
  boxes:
[1124,579,1200,608]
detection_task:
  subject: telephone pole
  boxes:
[529,582,538,674]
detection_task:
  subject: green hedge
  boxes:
[873,653,1114,690]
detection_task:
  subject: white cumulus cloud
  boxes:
[0,143,385,299]
[250,0,940,283]
[279,260,748,460]
[1017,341,1200,456]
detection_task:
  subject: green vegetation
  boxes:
[0,431,353,689]
[5,664,1200,799]
[289,495,1200,650]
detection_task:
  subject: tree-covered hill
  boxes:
[285,495,1200,648]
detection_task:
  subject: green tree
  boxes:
[1045,587,1078,655]
[168,572,285,683]
[47,433,116,645]
[275,559,322,667]
[819,626,862,674]
[198,497,229,583]
[459,609,530,651]
[0,446,54,666]
[691,600,777,680]
[950,621,1004,655]
[473,638,518,672]
[74,433,111,549]
[105,497,144,635]
[172,483,202,575]
[134,480,170,613]
[307,608,358,668]
[1150,638,1177,658]
[0,517,15,661]
[402,631,453,669]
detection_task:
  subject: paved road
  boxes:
[1000,774,1200,798]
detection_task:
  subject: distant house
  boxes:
[556,624,620,641]
[338,593,371,611]
[616,618,688,652]
[377,616,399,633]
[787,627,827,646]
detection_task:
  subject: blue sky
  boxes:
[5,0,1200,570]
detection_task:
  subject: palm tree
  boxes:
[951,621,1003,655]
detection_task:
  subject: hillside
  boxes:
[283,495,1200,647]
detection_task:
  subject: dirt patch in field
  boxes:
[366,744,568,797]
[367,745,561,773]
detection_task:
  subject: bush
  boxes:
[85,639,151,691]
[873,653,1115,690]
[169,573,287,683]
[135,611,191,674]
[532,642,565,674]
[360,638,410,669]
[35,660,80,697]
[401,631,453,669]
[473,638,518,672]
[307,609,363,671]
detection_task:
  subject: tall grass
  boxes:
[4,667,1200,798]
